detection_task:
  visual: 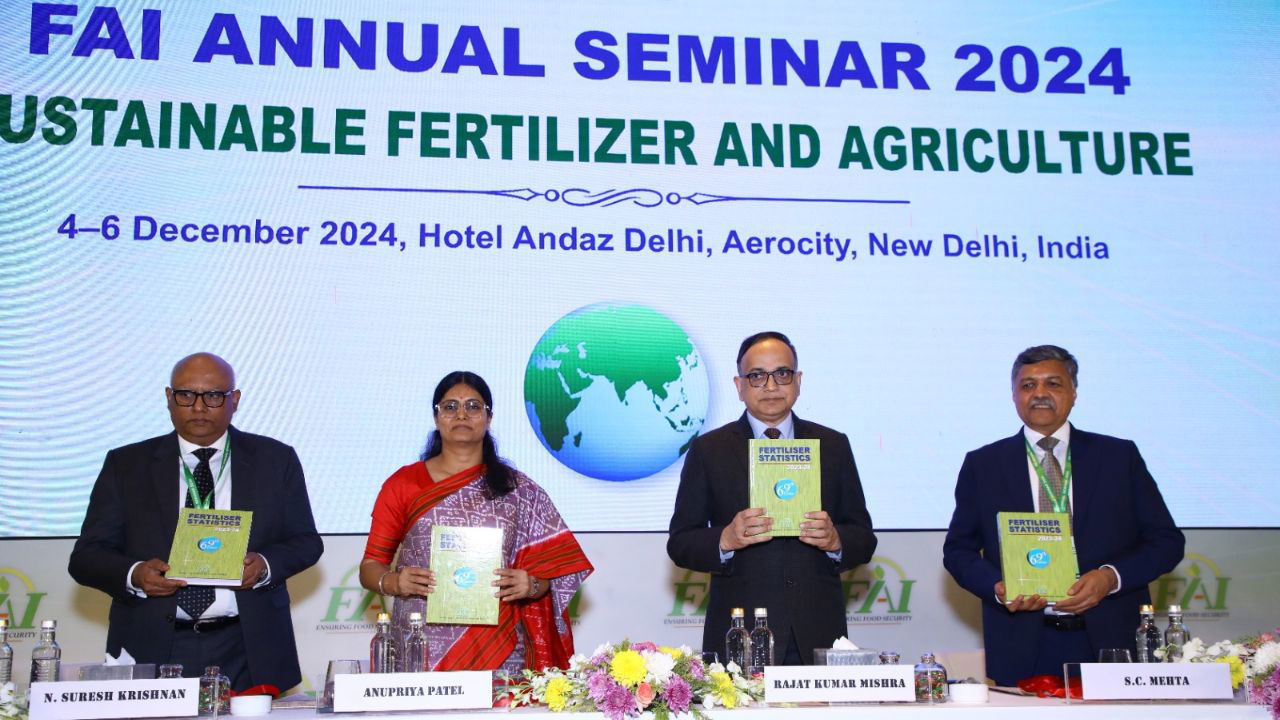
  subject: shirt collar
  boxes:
[746,411,795,440]
[1023,422,1071,452]
[177,431,229,458]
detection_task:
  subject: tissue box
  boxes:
[813,649,879,665]
[76,663,158,681]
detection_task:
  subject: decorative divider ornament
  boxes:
[298,184,910,209]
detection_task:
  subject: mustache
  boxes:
[1029,397,1056,409]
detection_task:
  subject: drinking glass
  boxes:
[319,659,362,713]
[1098,648,1133,663]
[159,664,184,679]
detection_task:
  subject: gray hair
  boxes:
[1011,345,1078,387]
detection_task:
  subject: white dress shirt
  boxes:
[124,431,271,619]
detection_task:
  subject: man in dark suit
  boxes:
[943,345,1184,686]
[668,331,876,665]
[69,353,323,691]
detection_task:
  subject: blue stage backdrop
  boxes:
[1,1,1277,535]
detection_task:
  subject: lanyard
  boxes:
[180,437,231,510]
[1024,437,1072,514]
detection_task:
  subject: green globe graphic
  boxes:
[524,303,709,481]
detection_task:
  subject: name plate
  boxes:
[1080,662,1232,700]
[29,679,198,719]
[764,665,915,703]
[333,671,492,712]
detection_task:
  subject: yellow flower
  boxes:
[1216,656,1245,689]
[716,685,739,708]
[610,650,648,688]
[659,646,683,659]
[544,675,572,711]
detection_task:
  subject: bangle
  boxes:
[528,576,541,599]
[378,570,394,597]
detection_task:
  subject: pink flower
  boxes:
[631,642,659,653]
[665,674,693,713]
[635,683,656,709]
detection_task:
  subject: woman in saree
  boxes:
[359,371,593,673]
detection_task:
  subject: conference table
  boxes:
[187,695,1267,719]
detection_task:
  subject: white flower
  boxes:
[1247,641,1280,677]
[725,661,742,675]
[0,682,13,704]
[645,650,676,684]
[1181,637,1206,661]
[678,644,694,657]
[702,694,718,709]
[591,643,614,658]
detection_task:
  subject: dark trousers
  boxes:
[1029,622,1093,678]
[169,622,251,691]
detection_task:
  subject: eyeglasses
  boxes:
[739,368,796,388]
[435,399,489,417]
[171,389,234,408]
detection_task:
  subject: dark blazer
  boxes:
[667,412,876,664]
[942,426,1184,686]
[69,426,323,690]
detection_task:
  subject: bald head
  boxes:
[171,352,235,388]
[166,353,239,445]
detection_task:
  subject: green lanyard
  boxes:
[180,437,231,510]
[1024,437,1072,514]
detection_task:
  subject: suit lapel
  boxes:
[229,426,255,512]
[1002,429,1035,512]
[151,432,181,545]
[728,413,753,509]
[1066,425,1097,531]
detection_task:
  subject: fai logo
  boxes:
[316,565,386,633]
[1153,552,1230,620]
[0,567,46,640]
[842,556,915,625]
[664,570,710,627]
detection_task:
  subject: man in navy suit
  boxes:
[70,353,322,691]
[668,331,876,665]
[943,345,1183,686]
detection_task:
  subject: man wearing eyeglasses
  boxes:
[69,352,323,692]
[668,331,876,665]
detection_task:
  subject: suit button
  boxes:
[786,580,796,588]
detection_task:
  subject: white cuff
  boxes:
[125,561,146,597]
[1101,564,1122,594]
[252,554,273,588]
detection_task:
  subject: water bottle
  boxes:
[403,612,430,672]
[1135,604,1162,662]
[724,608,751,671]
[0,617,13,685]
[29,619,60,683]
[1163,605,1190,662]
[370,612,398,673]
[747,608,774,676]
[913,652,948,703]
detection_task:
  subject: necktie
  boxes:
[175,447,218,619]
[763,427,782,439]
[1035,436,1071,517]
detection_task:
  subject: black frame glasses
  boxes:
[435,399,490,417]
[170,389,234,407]
[739,368,796,387]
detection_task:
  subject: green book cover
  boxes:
[748,439,821,537]
[167,508,253,586]
[426,525,504,626]
[997,511,1079,602]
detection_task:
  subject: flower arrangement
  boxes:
[502,641,763,720]
[1238,628,1280,718]
[1155,626,1280,718]
[0,683,28,720]
[1154,637,1246,688]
